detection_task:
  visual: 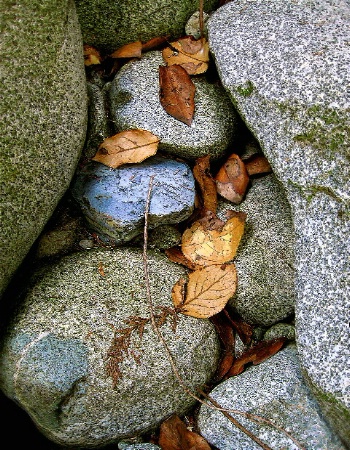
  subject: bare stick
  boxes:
[199,0,204,38]
[142,176,304,450]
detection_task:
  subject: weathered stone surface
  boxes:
[263,323,295,342]
[71,156,195,244]
[198,345,346,450]
[0,0,88,298]
[0,247,220,448]
[109,51,239,161]
[75,0,218,52]
[217,174,295,326]
[208,0,350,443]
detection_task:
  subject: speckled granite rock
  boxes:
[208,0,350,444]
[0,247,220,448]
[71,156,195,245]
[263,323,295,342]
[198,345,346,450]
[0,0,88,298]
[217,174,295,326]
[109,51,239,161]
[75,0,218,52]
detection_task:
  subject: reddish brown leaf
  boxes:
[223,308,253,346]
[225,337,287,377]
[110,41,142,58]
[142,35,170,52]
[159,65,195,126]
[165,247,199,271]
[193,155,217,215]
[244,154,272,176]
[159,414,211,450]
[214,153,249,204]
[214,351,235,382]
[210,310,235,351]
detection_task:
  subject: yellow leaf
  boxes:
[162,36,209,75]
[83,45,102,66]
[181,212,246,266]
[92,129,160,169]
[174,265,237,319]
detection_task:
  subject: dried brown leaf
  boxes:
[225,337,287,377]
[110,41,142,58]
[223,308,254,346]
[92,129,159,168]
[159,65,195,126]
[209,310,235,351]
[83,45,102,66]
[165,247,199,271]
[244,154,272,176]
[142,35,170,52]
[215,153,249,204]
[159,414,211,450]
[181,212,246,266]
[162,36,209,75]
[174,264,237,319]
[193,155,217,215]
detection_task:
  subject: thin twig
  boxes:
[143,176,305,450]
[199,0,204,38]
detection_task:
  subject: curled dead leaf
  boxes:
[172,264,237,319]
[159,414,211,450]
[181,211,246,266]
[225,337,287,377]
[92,129,159,169]
[215,153,249,204]
[244,154,272,176]
[165,247,199,271]
[142,35,170,52]
[159,64,195,125]
[162,36,209,75]
[110,41,142,58]
[83,45,102,66]
[193,155,217,215]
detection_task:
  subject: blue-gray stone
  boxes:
[71,157,195,244]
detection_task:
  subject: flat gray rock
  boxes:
[109,51,239,161]
[198,345,346,450]
[0,247,220,448]
[0,0,88,298]
[208,0,350,444]
[71,157,195,244]
[217,174,295,326]
[75,0,218,52]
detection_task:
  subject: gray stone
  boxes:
[263,323,295,342]
[185,11,210,39]
[75,0,218,52]
[71,156,195,245]
[109,51,239,161]
[0,247,220,447]
[119,444,161,450]
[198,345,346,450]
[217,174,295,326]
[0,0,88,298]
[208,1,350,442]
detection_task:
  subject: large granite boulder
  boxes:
[75,0,219,53]
[208,0,350,445]
[0,0,88,298]
[198,345,346,449]
[0,247,220,448]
